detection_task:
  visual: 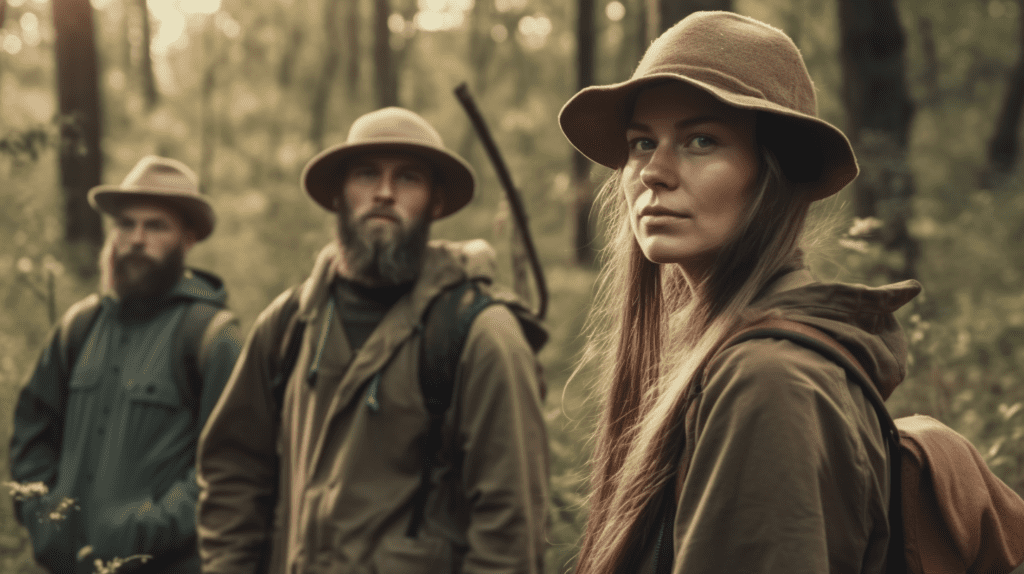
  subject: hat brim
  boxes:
[558,74,858,201]
[302,139,476,219]
[88,186,216,241]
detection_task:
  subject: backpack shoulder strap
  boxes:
[406,279,496,538]
[58,293,103,377]
[177,301,228,407]
[270,285,306,416]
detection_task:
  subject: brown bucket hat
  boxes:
[302,107,475,218]
[88,155,215,240]
[559,11,858,201]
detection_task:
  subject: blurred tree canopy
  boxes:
[2,0,1024,572]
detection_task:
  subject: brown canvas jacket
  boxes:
[647,270,920,574]
[197,240,548,574]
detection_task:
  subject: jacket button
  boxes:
[102,406,110,415]
[146,385,155,394]
[97,427,104,436]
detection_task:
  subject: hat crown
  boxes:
[346,106,446,149]
[120,155,200,195]
[636,11,816,117]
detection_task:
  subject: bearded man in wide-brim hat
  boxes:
[10,155,242,574]
[197,107,550,574]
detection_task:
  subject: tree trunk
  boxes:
[1,0,6,30]
[468,0,494,94]
[917,16,939,105]
[310,0,344,148]
[657,0,732,35]
[136,0,158,110]
[199,23,218,195]
[346,0,361,100]
[986,0,1024,177]
[837,0,918,281]
[573,0,596,266]
[373,0,397,108]
[52,0,104,277]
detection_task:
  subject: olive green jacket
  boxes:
[197,240,549,574]
[9,269,242,574]
[640,270,920,574]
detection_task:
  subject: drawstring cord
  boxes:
[306,296,335,387]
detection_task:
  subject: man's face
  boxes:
[110,202,195,299]
[335,153,442,286]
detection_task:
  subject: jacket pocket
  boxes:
[127,379,183,410]
[372,536,453,574]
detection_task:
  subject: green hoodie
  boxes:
[10,269,242,574]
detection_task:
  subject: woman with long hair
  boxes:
[559,11,921,574]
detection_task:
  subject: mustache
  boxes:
[115,251,158,266]
[360,206,401,223]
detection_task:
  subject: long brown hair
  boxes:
[574,114,813,573]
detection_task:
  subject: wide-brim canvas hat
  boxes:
[88,155,215,240]
[302,107,475,218]
[559,11,858,201]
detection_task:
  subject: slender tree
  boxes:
[837,0,918,280]
[346,0,361,100]
[1,0,6,29]
[136,0,158,110]
[573,0,596,266]
[654,0,732,36]
[374,0,397,107]
[986,0,1024,178]
[310,0,344,148]
[52,0,104,276]
[468,0,494,94]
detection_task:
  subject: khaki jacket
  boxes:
[197,240,549,574]
[642,270,920,574]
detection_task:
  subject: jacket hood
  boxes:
[166,267,229,307]
[751,270,922,400]
[107,267,228,315]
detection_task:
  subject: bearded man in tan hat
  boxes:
[197,107,549,574]
[9,155,242,574]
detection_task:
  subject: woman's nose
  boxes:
[639,144,679,191]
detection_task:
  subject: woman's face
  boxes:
[623,82,759,279]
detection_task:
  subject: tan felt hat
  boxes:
[302,107,475,218]
[88,155,215,240]
[559,11,858,201]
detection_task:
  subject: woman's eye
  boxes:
[628,137,656,153]
[688,135,716,149]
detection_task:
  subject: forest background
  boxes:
[2,0,1024,572]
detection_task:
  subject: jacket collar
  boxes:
[296,239,499,324]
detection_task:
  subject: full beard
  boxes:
[337,203,431,287]
[112,246,185,301]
